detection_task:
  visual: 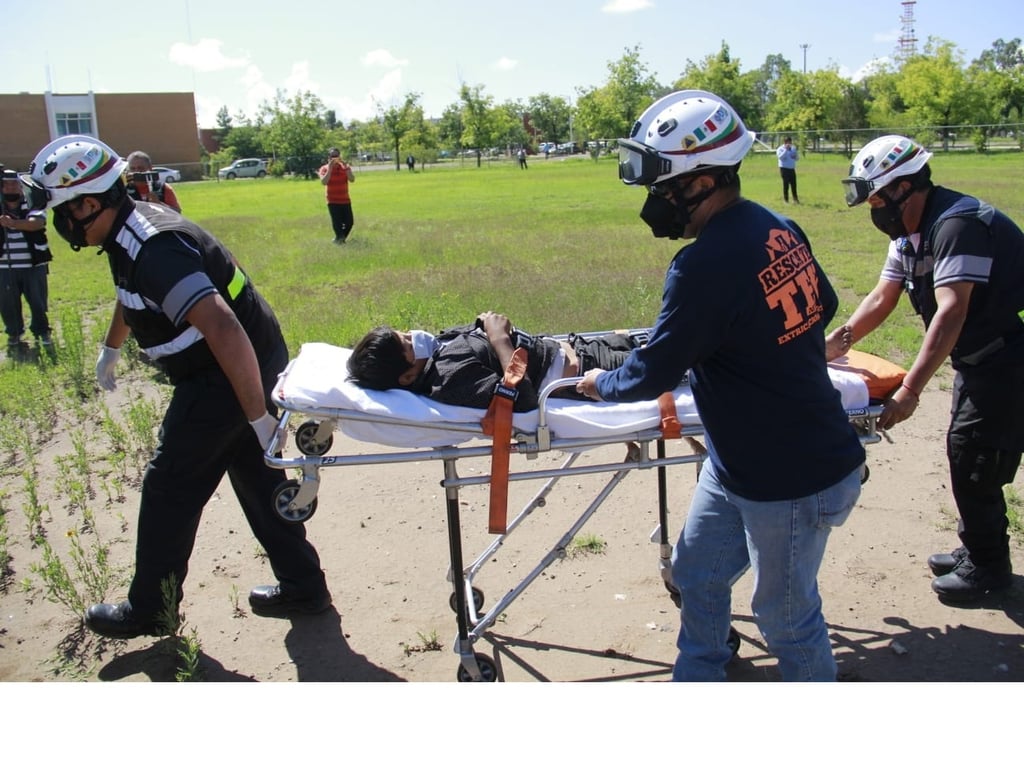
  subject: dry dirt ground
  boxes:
[2,358,1023,693]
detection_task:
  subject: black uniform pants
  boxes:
[127,343,326,619]
[946,362,1024,567]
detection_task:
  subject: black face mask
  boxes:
[639,181,719,240]
[869,184,915,240]
[53,204,105,251]
[640,193,690,239]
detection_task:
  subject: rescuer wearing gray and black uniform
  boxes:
[831,134,1024,603]
[29,135,331,639]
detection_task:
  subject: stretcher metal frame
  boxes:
[264,344,885,682]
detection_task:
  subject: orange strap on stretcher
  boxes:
[657,391,682,439]
[480,347,528,534]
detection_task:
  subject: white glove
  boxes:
[249,412,283,456]
[95,345,121,391]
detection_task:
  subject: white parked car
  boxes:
[217,158,267,180]
[152,166,181,183]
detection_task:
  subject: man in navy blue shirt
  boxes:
[577,91,864,681]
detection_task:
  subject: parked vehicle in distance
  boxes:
[217,158,267,180]
[152,166,181,183]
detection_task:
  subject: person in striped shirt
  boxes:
[0,169,51,352]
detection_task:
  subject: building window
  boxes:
[56,113,94,136]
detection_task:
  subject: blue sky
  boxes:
[4,0,1021,128]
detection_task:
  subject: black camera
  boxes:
[126,171,161,202]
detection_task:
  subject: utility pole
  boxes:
[800,43,810,74]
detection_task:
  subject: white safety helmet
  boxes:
[841,135,932,207]
[618,90,755,186]
[28,135,126,210]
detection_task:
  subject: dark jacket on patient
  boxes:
[406,324,643,412]
[407,324,561,411]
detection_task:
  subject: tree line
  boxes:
[206,36,1024,175]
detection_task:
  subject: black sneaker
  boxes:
[248,584,332,617]
[931,557,1013,602]
[927,545,968,576]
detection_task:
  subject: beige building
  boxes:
[0,91,202,180]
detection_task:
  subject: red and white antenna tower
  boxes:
[897,1,919,61]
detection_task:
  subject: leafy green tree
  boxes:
[459,84,497,165]
[749,53,792,122]
[575,45,663,141]
[526,94,573,146]
[862,62,911,132]
[896,38,976,149]
[437,103,464,155]
[673,42,760,128]
[493,100,529,153]
[379,93,425,171]
[971,38,1024,129]
[765,68,846,150]
[258,89,328,177]
[222,123,263,161]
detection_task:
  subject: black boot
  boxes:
[931,556,1013,602]
[84,600,168,639]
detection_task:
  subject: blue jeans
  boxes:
[671,462,862,681]
[0,264,50,342]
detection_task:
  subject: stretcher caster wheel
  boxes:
[295,421,333,456]
[449,587,485,614]
[272,480,318,523]
[727,626,741,659]
[665,580,681,608]
[457,653,497,682]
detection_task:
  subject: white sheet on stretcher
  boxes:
[275,342,871,449]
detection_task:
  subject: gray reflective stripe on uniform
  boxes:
[141,325,205,360]
[227,268,246,300]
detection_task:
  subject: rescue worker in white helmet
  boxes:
[828,134,1024,602]
[28,135,331,639]
[577,90,864,681]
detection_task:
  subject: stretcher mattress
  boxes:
[274,342,872,449]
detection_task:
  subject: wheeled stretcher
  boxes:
[264,339,895,681]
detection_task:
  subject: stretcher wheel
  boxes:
[665,580,681,608]
[727,627,741,658]
[449,587,485,614]
[295,421,333,456]
[272,479,318,523]
[666,582,741,660]
[456,653,497,682]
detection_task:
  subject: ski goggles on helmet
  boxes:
[617,139,673,185]
[840,177,875,207]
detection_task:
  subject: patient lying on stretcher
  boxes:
[347,311,647,412]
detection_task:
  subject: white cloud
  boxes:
[362,49,409,68]
[236,64,276,118]
[601,0,653,12]
[324,70,405,123]
[493,57,518,71]
[169,38,248,72]
[284,61,320,95]
[848,56,892,83]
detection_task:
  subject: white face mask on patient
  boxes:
[410,330,439,360]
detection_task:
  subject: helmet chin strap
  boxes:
[54,203,106,251]
[639,177,723,239]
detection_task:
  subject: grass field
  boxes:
[26,148,1024,369]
